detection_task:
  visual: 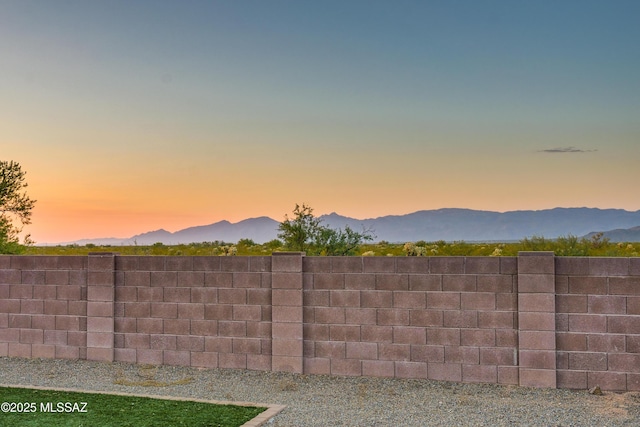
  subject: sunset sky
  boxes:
[2,0,639,244]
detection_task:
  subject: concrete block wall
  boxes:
[555,257,640,391]
[0,255,88,360]
[2,252,640,391]
[113,256,273,370]
[301,256,519,384]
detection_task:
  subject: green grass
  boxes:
[22,234,640,257]
[0,386,265,427]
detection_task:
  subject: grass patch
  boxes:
[0,386,266,427]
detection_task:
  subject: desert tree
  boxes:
[278,203,374,255]
[0,160,36,253]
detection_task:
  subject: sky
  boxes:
[2,0,639,244]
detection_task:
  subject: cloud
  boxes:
[539,146,597,153]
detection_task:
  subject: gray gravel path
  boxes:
[1,357,639,426]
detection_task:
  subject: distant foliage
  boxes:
[0,160,36,253]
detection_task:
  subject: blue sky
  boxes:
[2,0,639,242]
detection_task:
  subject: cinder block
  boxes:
[519,368,556,388]
[587,371,627,391]
[218,320,247,337]
[517,252,555,274]
[137,287,163,302]
[163,287,191,303]
[150,302,178,318]
[87,316,113,333]
[9,314,31,328]
[568,314,607,333]
[362,360,394,377]
[86,347,113,362]
[232,305,261,321]
[220,256,249,273]
[443,310,478,328]
[396,257,429,274]
[343,273,376,290]
[479,347,516,366]
[557,370,587,389]
[519,331,555,350]
[409,310,443,327]
[568,277,608,295]
[329,325,360,341]
[272,253,303,272]
[363,257,396,273]
[10,284,33,299]
[377,309,409,326]
[304,357,331,375]
[430,257,464,274]
[518,274,555,293]
[361,290,392,308]
[345,308,377,325]
[555,257,589,276]
[465,257,500,274]
[125,302,150,318]
[476,274,514,293]
[443,275,477,292]
[190,352,219,368]
[136,318,163,334]
[314,341,345,358]
[273,289,303,306]
[136,349,163,365]
[148,334,175,350]
[519,349,556,369]
[478,311,515,329]
[272,305,303,323]
[87,285,114,302]
[427,362,461,382]
[608,353,640,373]
[461,329,495,347]
[303,324,328,342]
[556,295,587,314]
[361,325,393,343]
[204,304,232,321]
[392,326,426,345]
[31,314,55,330]
[589,257,629,276]
[588,334,625,353]
[410,345,444,363]
[313,306,345,324]
[588,295,626,314]
[31,344,55,359]
[610,277,640,296]
[303,257,330,273]
[409,275,442,291]
[190,319,218,336]
[519,312,555,331]
[346,342,378,360]
[330,358,361,376]
[375,274,409,291]
[87,301,113,317]
[608,316,640,334]
[232,272,261,288]
[271,322,301,340]
[87,332,113,348]
[331,257,364,273]
[519,293,555,312]
[246,354,271,371]
[114,348,137,363]
[249,256,271,273]
[395,361,428,379]
[329,290,360,307]
[177,335,205,352]
[163,319,190,335]
[246,288,270,305]
[54,345,79,360]
[393,291,426,309]
[22,270,46,285]
[19,329,44,344]
[568,352,608,371]
[461,293,496,310]
[427,292,461,310]
[45,270,70,285]
[556,332,587,351]
[427,328,460,346]
[444,346,479,364]
[272,355,302,373]
[497,366,519,385]
[462,364,497,383]
[193,256,221,271]
[163,350,190,366]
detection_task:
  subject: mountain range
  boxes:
[61,207,640,246]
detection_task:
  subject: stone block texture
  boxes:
[2,253,640,391]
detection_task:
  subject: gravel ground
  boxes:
[1,357,639,426]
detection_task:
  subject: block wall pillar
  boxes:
[517,252,556,388]
[86,253,116,362]
[271,252,304,373]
